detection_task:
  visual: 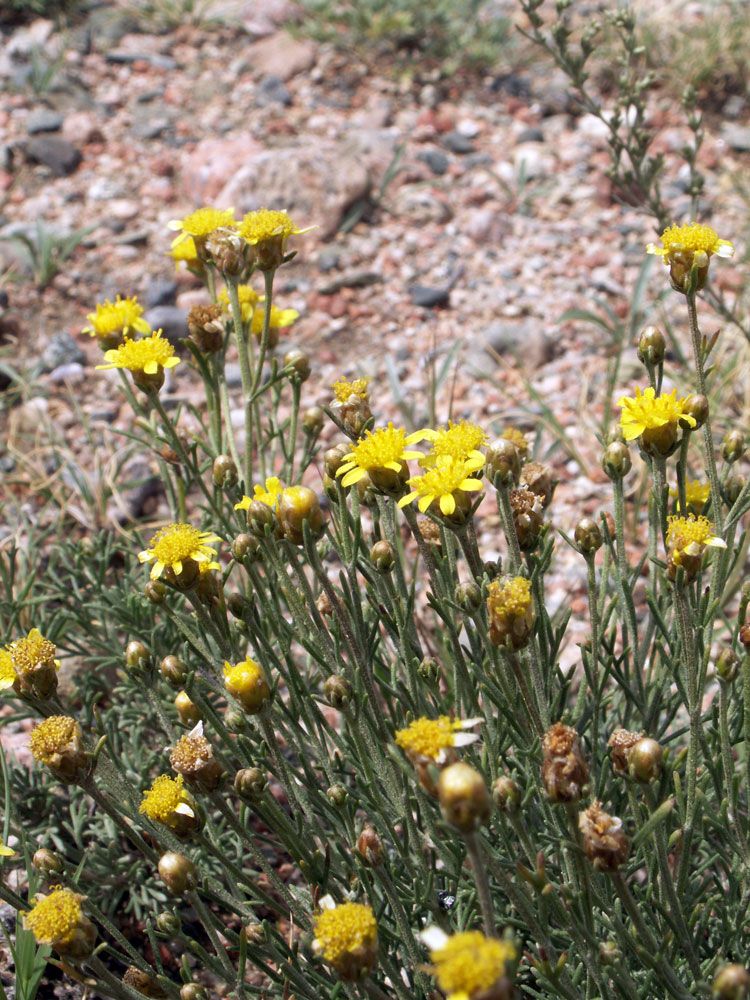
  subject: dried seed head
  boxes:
[578,801,629,872]
[187,303,224,353]
[158,852,198,895]
[542,722,588,803]
[607,727,641,777]
[123,966,166,998]
[437,762,490,832]
[520,461,554,508]
[170,722,224,793]
[509,487,544,550]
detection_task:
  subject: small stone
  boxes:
[247,31,316,81]
[721,123,750,153]
[516,126,544,144]
[48,362,85,384]
[0,455,15,473]
[490,73,531,99]
[225,363,243,389]
[256,75,292,107]
[25,135,81,176]
[417,150,449,175]
[62,111,103,145]
[26,109,64,135]
[409,285,450,308]
[41,332,86,373]
[457,119,480,138]
[88,177,127,200]
[145,278,178,308]
[143,306,188,346]
[131,115,172,140]
[723,95,745,120]
[317,246,342,272]
[443,131,475,154]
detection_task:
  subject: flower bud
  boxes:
[160,655,187,688]
[224,658,271,714]
[325,443,351,479]
[722,430,745,464]
[224,708,246,732]
[243,922,266,945]
[605,424,625,445]
[232,533,261,564]
[602,442,631,480]
[741,624,750,649]
[437,762,490,832]
[725,473,746,507]
[156,912,181,935]
[277,486,325,545]
[599,941,621,965]
[181,985,208,1000]
[579,801,629,872]
[284,349,311,382]
[520,461,555,508]
[158,852,198,895]
[542,722,588,803]
[370,540,396,574]
[509,487,544,550]
[574,517,602,555]
[324,674,353,709]
[327,784,348,807]
[123,967,166,998]
[713,964,750,1000]
[717,648,739,683]
[126,640,151,676]
[629,737,663,784]
[302,405,325,436]
[455,581,482,614]
[485,438,521,487]
[227,593,249,619]
[175,691,202,727]
[356,825,383,866]
[492,776,521,813]
[32,848,64,874]
[145,580,167,605]
[418,656,441,683]
[681,393,708,430]
[187,303,224,353]
[637,325,666,365]
[246,500,277,538]
[234,767,267,803]
[212,455,238,489]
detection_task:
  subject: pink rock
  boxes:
[177,289,211,311]
[141,177,175,201]
[62,111,104,146]
[245,31,316,80]
[179,135,264,203]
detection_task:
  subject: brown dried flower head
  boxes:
[509,486,544,550]
[541,722,589,803]
[169,722,224,793]
[520,461,555,508]
[578,801,629,873]
[187,304,224,353]
[607,728,641,777]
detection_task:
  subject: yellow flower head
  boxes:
[235,476,284,512]
[82,295,151,341]
[395,716,480,764]
[96,330,180,377]
[502,427,529,457]
[0,842,15,858]
[421,421,487,469]
[29,715,79,765]
[25,888,87,948]
[238,209,310,246]
[332,377,370,403]
[337,424,427,489]
[7,628,58,678]
[139,773,198,836]
[223,657,270,714]
[218,284,260,324]
[647,222,733,262]
[423,928,517,1000]
[312,899,378,980]
[138,523,221,581]
[669,478,710,514]
[486,576,534,649]
[618,386,695,454]
[0,650,15,690]
[169,206,236,247]
[398,455,484,517]
[666,514,726,567]
[168,235,202,271]
[250,305,299,337]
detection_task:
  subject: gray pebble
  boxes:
[41,332,86,373]
[516,127,544,144]
[25,135,81,176]
[26,109,64,135]
[144,305,188,346]
[225,363,243,389]
[721,123,750,153]
[418,150,449,175]
[145,278,178,308]
[443,131,475,155]
[48,362,85,383]
[409,285,451,308]
[256,75,292,108]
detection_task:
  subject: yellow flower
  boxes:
[29,715,90,783]
[421,928,517,1000]
[169,206,236,247]
[250,304,299,337]
[96,330,180,393]
[0,650,15,690]
[666,514,726,580]
[0,843,15,858]
[139,774,200,837]
[395,716,480,764]
[420,421,487,470]
[138,523,221,583]
[618,386,695,456]
[312,897,378,980]
[647,222,733,262]
[332,377,370,403]
[168,235,202,271]
[502,427,529,457]
[82,295,151,344]
[669,478,710,514]
[218,284,260,323]
[223,657,270,714]
[398,455,483,517]
[238,209,315,271]
[486,576,534,649]
[235,476,284,512]
[337,424,427,491]
[25,887,96,959]
[3,629,60,699]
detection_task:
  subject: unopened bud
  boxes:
[234,767,267,802]
[370,540,396,574]
[160,655,188,688]
[227,593,249,619]
[156,912,181,935]
[681,393,708,430]
[243,923,266,945]
[224,708,246,732]
[327,784,348,807]
[324,674,353,709]
[180,985,208,1000]
[725,473,746,507]
[717,648,739,683]
[356,825,383,866]
[437,762,490,832]
[174,691,202,727]
[574,517,602,555]
[123,967,166,998]
[637,325,666,365]
[599,941,621,965]
[629,737,663,784]
[605,424,625,445]
[455,581,482,614]
[284,349,311,382]
[602,442,631,480]
[246,500,277,538]
[145,580,167,605]
[418,656,441,683]
[32,848,63,874]
[158,852,198,895]
[277,486,325,545]
[722,430,745,464]
[713,964,750,1000]
[302,406,325,436]
[126,640,150,675]
[213,455,238,488]
[324,443,351,479]
[232,533,261,564]
[492,776,521,813]
[485,438,521,487]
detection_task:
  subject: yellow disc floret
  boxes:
[486,576,534,650]
[9,628,56,675]
[25,888,88,949]
[96,330,181,376]
[83,295,151,340]
[398,455,483,516]
[487,577,532,617]
[669,479,710,513]
[0,650,14,690]
[29,716,78,765]
[430,930,517,1000]
[421,421,487,468]
[138,523,221,581]
[666,514,725,561]
[313,901,378,979]
[218,284,260,323]
[139,774,186,823]
[647,222,733,260]
[332,377,370,403]
[169,207,236,246]
[618,387,695,454]
[337,424,426,488]
[395,717,465,762]
[502,427,529,457]
[238,209,306,245]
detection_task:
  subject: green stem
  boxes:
[464,832,496,937]
[673,582,701,895]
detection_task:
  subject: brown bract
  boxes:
[541,722,589,803]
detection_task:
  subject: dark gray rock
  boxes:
[145,278,178,308]
[418,150,449,175]
[443,131,475,155]
[317,246,342,272]
[26,109,64,135]
[131,114,172,140]
[144,305,188,346]
[490,73,531,99]
[25,135,81,176]
[0,455,15,473]
[41,332,86,373]
[516,127,544,144]
[409,285,451,308]
[256,75,292,107]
